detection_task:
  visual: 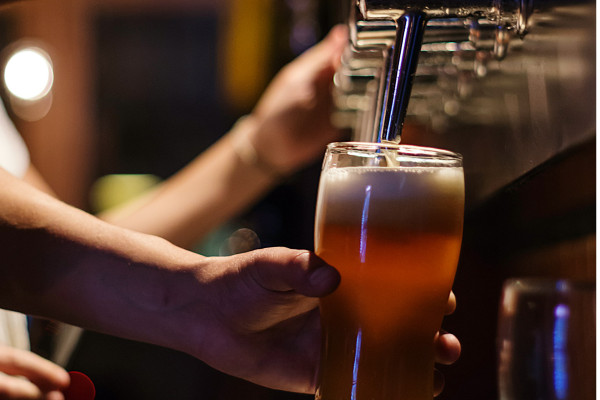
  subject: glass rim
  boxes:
[326,141,463,161]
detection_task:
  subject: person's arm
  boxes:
[0,166,460,394]
[95,120,279,249]
[97,26,348,249]
[22,164,56,197]
[0,166,341,392]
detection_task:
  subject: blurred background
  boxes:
[1,1,347,399]
[0,0,594,399]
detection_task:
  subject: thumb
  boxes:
[241,247,340,297]
[320,24,348,57]
[294,24,347,74]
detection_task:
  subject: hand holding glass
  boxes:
[314,142,464,400]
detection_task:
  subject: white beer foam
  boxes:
[316,166,464,229]
[321,166,463,199]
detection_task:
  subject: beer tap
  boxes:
[338,0,533,143]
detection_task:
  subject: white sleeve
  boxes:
[0,100,29,178]
[0,310,30,350]
[0,100,31,349]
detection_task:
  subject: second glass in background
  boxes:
[497,278,596,400]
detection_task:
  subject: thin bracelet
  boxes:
[231,116,287,180]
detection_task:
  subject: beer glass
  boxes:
[314,142,464,400]
[497,279,596,400]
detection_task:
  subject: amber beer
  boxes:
[314,142,464,400]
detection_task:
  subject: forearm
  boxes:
[75,27,346,249]
[0,168,201,352]
[98,117,280,249]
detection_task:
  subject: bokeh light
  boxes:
[4,47,54,101]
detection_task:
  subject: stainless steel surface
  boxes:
[334,0,595,203]
[358,0,529,32]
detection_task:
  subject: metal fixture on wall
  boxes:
[332,0,595,202]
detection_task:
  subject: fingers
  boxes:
[0,347,69,393]
[321,24,348,67]
[434,331,461,365]
[433,329,460,397]
[0,346,69,400]
[438,292,460,363]
[445,291,456,315]
[46,391,66,400]
[433,369,445,397]
[0,372,43,399]
[439,292,459,363]
[241,248,340,298]
[306,24,347,57]
[324,24,348,45]
[292,24,347,76]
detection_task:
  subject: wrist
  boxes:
[229,115,291,181]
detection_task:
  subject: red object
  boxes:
[63,371,96,400]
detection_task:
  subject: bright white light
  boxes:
[4,47,54,101]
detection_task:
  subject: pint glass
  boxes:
[497,279,596,400]
[314,142,464,400]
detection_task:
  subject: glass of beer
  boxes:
[497,279,596,400]
[314,142,464,400]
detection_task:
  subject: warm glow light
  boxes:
[4,47,54,101]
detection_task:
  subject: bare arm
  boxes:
[0,166,342,392]
[96,124,278,249]
[97,26,348,248]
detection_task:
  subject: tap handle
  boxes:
[376,12,426,143]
